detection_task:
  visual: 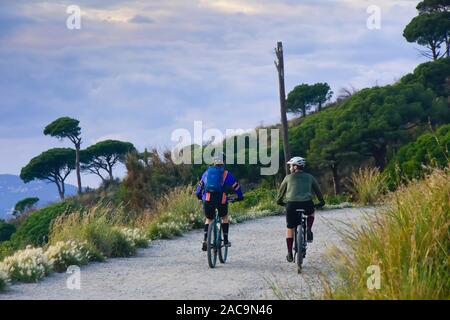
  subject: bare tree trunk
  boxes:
[433,47,438,60]
[55,180,64,200]
[373,144,387,171]
[275,41,291,175]
[75,142,82,194]
[98,174,108,184]
[430,40,439,60]
[331,164,340,195]
[108,164,114,181]
[446,35,450,57]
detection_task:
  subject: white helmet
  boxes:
[287,156,306,167]
[212,152,225,165]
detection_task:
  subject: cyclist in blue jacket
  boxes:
[196,154,244,251]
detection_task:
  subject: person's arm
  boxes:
[224,172,243,200]
[312,177,325,207]
[276,177,287,206]
[195,172,206,200]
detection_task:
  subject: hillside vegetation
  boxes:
[219,58,450,196]
[325,167,449,299]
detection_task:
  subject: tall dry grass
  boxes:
[325,167,450,299]
[348,167,387,205]
[50,204,139,260]
[146,186,204,239]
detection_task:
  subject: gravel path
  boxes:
[0,207,371,300]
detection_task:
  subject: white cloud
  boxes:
[0,0,425,187]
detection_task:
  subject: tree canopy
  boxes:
[43,117,81,145]
[404,1,450,59]
[81,140,135,182]
[20,148,76,199]
[311,83,333,111]
[307,109,361,195]
[286,83,333,116]
[417,0,450,13]
[13,197,40,217]
[44,117,83,194]
[400,57,450,96]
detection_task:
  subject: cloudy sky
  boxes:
[0,0,425,187]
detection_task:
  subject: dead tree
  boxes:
[275,41,291,175]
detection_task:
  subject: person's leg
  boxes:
[286,228,294,253]
[202,202,214,250]
[306,214,314,242]
[221,216,229,244]
[203,218,211,241]
[219,203,230,246]
[285,202,297,262]
[306,214,315,230]
[305,201,315,242]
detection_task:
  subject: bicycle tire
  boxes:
[207,222,217,268]
[218,223,228,263]
[296,224,304,273]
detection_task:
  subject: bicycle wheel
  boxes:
[302,220,307,259]
[218,223,228,263]
[296,224,304,273]
[207,222,217,268]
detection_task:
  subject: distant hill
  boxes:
[0,174,77,220]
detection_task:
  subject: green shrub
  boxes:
[0,221,16,242]
[231,188,279,212]
[50,205,137,260]
[0,269,7,291]
[109,229,136,258]
[0,241,14,262]
[45,241,92,272]
[231,187,283,220]
[120,151,192,212]
[386,124,450,190]
[119,228,149,248]
[10,201,76,248]
[323,194,352,205]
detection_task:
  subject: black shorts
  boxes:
[203,201,228,220]
[286,201,315,229]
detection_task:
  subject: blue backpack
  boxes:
[204,166,225,193]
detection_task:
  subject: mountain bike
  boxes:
[293,208,307,274]
[206,195,237,268]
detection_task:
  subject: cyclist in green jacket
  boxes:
[277,156,325,262]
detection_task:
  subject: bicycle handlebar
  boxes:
[198,194,241,204]
[279,202,325,209]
